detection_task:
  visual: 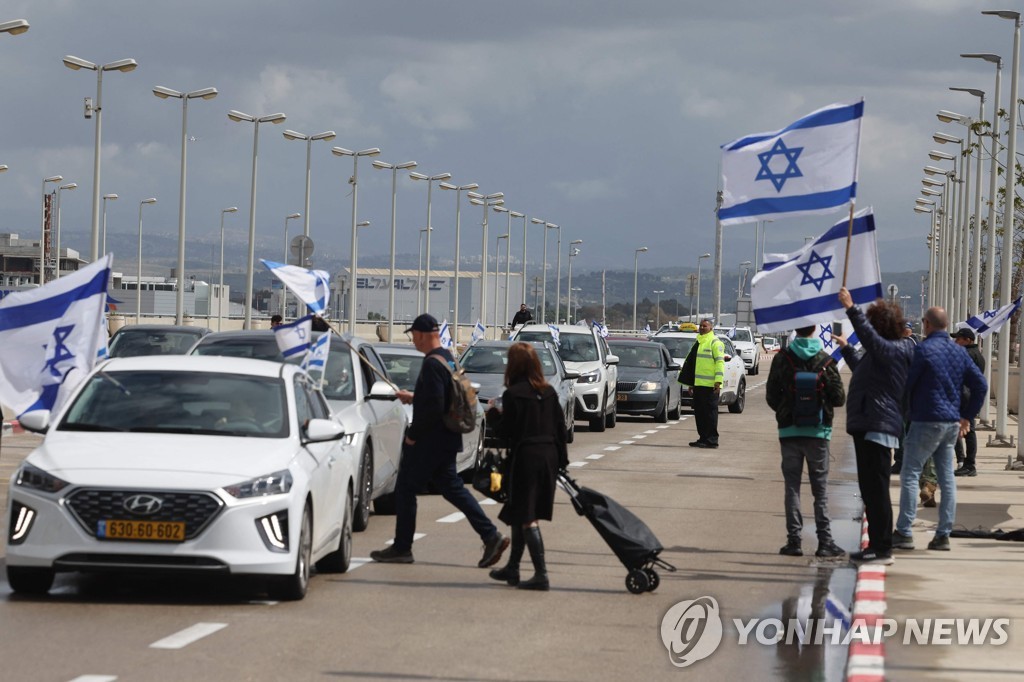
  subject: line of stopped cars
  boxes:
[6,321,743,599]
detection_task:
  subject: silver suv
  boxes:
[715,326,760,375]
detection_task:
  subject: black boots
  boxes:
[489,525,523,585]
[519,526,549,591]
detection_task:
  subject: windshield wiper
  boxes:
[96,370,131,396]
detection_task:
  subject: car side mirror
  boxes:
[368,380,398,400]
[667,363,680,371]
[563,369,580,381]
[303,418,346,443]
[606,354,619,365]
[18,410,51,434]
[724,354,732,362]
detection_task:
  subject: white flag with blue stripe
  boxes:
[962,297,1022,339]
[751,208,882,334]
[471,320,487,345]
[0,256,111,417]
[547,324,560,348]
[261,260,330,315]
[720,100,863,226]
[301,330,331,377]
[592,320,608,338]
[816,323,860,370]
[439,320,453,350]
[643,323,651,339]
[273,314,313,359]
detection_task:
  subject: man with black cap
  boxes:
[371,313,509,567]
[952,326,985,477]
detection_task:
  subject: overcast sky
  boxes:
[0,1,1014,281]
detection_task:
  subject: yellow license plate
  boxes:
[99,519,186,542]
[617,393,629,401]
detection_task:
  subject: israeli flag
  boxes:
[0,256,111,417]
[471,320,487,345]
[816,323,860,371]
[439,320,453,350]
[962,297,1022,339]
[301,331,331,375]
[273,314,313,359]
[643,323,652,338]
[592,320,608,338]
[751,208,882,334]
[726,326,737,339]
[261,260,330,315]
[547,324,560,348]
[720,100,863,226]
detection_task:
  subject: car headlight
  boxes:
[637,381,660,392]
[577,369,601,384]
[15,463,70,493]
[224,470,293,499]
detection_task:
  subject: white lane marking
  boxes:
[644,429,659,434]
[656,425,671,430]
[248,600,278,606]
[604,445,621,451]
[149,623,227,650]
[386,533,425,546]
[586,454,604,460]
[619,440,635,445]
[479,498,498,506]
[437,512,466,523]
[568,461,587,468]
[632,434,646,439]
[349,558,372,570]
[68,677,118,682]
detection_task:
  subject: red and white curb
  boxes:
[1,420,23,435]
[845,513,886,682]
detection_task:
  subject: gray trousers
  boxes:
[780,437,832,543]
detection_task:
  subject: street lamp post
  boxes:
[62,54,138,263]
[695,253,711,322]
[439,181,478,341]
[101,193,118,256]
[947,91,986,320]
[738,260,752,299]
[565,240,583,325]
[493,206,521,326]
[518,212,529,305]
[218,206,238,332]
[571,287,583,324]
[283,129,336,238]
[468,192,504,335]
[54,182,78,279]
[933,131,969,322]
[409,171,452,314]
[494,234,509,330]
[332,146,381,333]
[228,110,287,329]
[375,160,419,342]
[354,220,371,324]
[653,290,665,327]
[153,86,218,324]
[531,218,555,323]
[633,246,648,330]
[136,198,157,324]
[40,175,62,285]
[417,227,432,307]
[282,212,302,318]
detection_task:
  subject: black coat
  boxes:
[487,379,568,525]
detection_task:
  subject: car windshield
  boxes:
[320,345,357,401]
[516,331,598,363]
[59,370,289,438]
[192,337,283,361]
[461,345,559,376]
[654,336,695,359]
[716,328,752,343]
[378,352,423,391]
[109,330,202,357]
[609,344,664,369]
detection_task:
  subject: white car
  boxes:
[6,356,357,601]
[511,323,619,432]
[715,326,760,375]
[651,330,747,413]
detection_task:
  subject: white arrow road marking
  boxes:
[149,623,227,650]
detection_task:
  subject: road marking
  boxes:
[618,440,635,445]
[149,623,227,650]
[632,434,647,439]
[656,425,671,430]
[568,461,587,468]
[479,498,498,506]
[586,454,604,460]
[437,512,466,523]
[386,533,426,546]
[68,677,118,682]
[604,445,621,451]
[349,558,372,570]
[644,429,659,434]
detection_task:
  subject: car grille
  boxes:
[66,489,224,540]
[617,381,638,392]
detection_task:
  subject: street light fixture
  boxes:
[153,85,218,324]
[571,287,583,324]
[652,290,665,327]
[531,217,556,323]
[928,150,955,162]
[280,212,302,318]
[494,234,509,329]
[493,206,521,324]
[409,170,452,313]
[332,146,381,333]
[439,180,478,339]
[218,206,238,332]
[101,193,118,255]
[136,198,157,324]
[63,54,138,263]
[283,128,336,238]
[696,253,711,322]
[565,240,583,326]
[0,19,29,35]
[228,109,287,329]
[376,160,419,341]
[948,89,987,324]
[468,191,504,333]
[633,246,648,330]
[40,175,63,285]
[54,182,78,279]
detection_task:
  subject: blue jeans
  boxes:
[896,421,959,538]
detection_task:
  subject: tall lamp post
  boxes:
[493,205,521,325]
[738,260,752,299]
[218,206,238,331]
[933,132,969,322]
[374,159,418,342]
[153,86,218,324]
[518,211,529,305]
[417,227,433,307]
[281,212,302,318]
[571,287,583,324]
[40,175,63,285]
[228,109,287,329]
[54,182,78,279]
[531,217,555,323]
[282,128,336,238]
[101,193,118,255]
[439,180,477,341]
[333,146,381,333]
[565,240,583,325]
[695,253,711,322]
[468,191,504,333]
[633,246,648,330]
[493,234,509,330]
[409,171,452,314]
[653,289,665,327]
[353,220,371,324]
[946,90,986,319]
[62,54,138,262]
[136,197,157,324]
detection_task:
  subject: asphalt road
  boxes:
[0,372,865,681]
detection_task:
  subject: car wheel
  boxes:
[317,487,353,573]
[654,395,668,423]
[353,445,373,532]
[7,566,55,595]
[590,395,607,432]
[566,408,575,443]
[668,393,681,420]
[269,504,312,601]
[728,378,746,414]
[605,395,617,429]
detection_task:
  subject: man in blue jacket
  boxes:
[895,307,987,552]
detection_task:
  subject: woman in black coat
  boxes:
[486,342,569,591]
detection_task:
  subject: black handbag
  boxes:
[472,448,508,503]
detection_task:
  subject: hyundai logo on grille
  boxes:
[123,494,164,515]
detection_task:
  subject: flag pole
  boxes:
[841,201,855,287]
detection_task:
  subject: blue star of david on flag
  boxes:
[796,250,835,292]
[818,323,835,350]
[755,139,803,192]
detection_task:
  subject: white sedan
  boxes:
[6,356,357,601]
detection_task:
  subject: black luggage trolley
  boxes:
[559,472,676,594]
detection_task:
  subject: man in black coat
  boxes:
[952,327,985,477]
[510,303,533,329]
[370,314,509,567]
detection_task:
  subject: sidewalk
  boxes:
[848,415,1024,681]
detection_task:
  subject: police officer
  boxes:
[689,318,725,448]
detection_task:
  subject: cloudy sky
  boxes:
[0,1,1013,284]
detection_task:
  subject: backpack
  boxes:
[782,350,832,427]
[430,354,479,434]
